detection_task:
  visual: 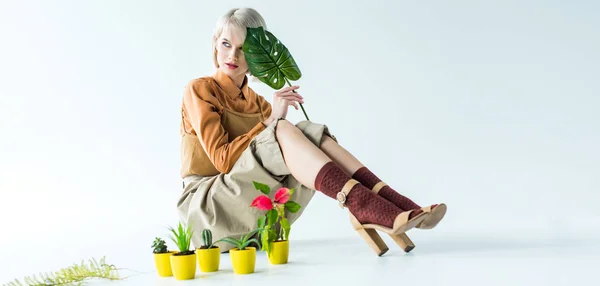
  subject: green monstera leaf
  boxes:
[243,26,309,121]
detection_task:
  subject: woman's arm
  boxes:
[257,94,273,126]
[183,79,266,173]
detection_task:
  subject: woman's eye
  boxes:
[222,42,231,48]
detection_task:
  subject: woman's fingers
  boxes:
[277,93,304,103]
[279,91,303,99]
[281,97,304,104]
[274,87,303,111]
[276,85,300,94]
[276,91,302,98]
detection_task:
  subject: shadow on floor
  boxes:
[290,234,600,257]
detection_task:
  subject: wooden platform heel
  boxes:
[371,182,417,252]
[389,233,415,253]
[339,179,428,256]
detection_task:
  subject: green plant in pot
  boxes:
[152,237,174,277]
[168,222,196,280]
[242,26,309,121]
[250,181,302,264]
[215,229,261,275]
[196,229,221,272]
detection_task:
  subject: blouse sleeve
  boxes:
[257,94,273,123]
[182,79,266,173]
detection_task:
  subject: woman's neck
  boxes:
[230,74,245,88]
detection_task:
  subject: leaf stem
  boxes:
[285,78,309,121]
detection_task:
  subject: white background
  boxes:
[1,0,599,284]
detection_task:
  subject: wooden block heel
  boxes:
[355,228,389,256]
[370,182,419,251]
[389,233,415,253]
[340,179,428,256]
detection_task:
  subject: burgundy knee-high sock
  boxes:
[314,161,403,228]
[352,167,429,219]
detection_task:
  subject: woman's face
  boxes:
[215,27,249,82]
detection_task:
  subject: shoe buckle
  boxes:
[336,192,347,208]
[337,179,359,209]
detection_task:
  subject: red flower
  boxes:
[250,195,273,211]
[274,187,291,204]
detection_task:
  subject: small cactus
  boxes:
[202,229,213,249]
[152,237,168,253]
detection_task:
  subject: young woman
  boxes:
[177,7,446,256]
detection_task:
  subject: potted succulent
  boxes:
[168,222,196,280]
[151,237,174,277]
[250,181,301,264]
[216,230,260,275]
[196,229,220,272]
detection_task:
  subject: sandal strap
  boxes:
[337,179,359,208]
[393,209,415,229]
[372,181,387,194]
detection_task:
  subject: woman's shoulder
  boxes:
[185,75,216,89]
[184,75,218,99]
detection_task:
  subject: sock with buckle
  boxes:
[314,161,404,228]
[352,167,428,219]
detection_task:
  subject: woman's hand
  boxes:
[263,85,304,126]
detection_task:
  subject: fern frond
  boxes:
[3,256,121,286]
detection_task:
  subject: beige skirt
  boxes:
[176,119,335,252]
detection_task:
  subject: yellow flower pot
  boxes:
[230,247,256,274]
[153,251,175,277]
[170,253,196,280]
[197,246,220,272]
[268,240,289,265]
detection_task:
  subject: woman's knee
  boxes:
[277,119,294,128]
[275,119,302,140]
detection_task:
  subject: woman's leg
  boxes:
[276,120,427,255]
[319,135,445,229]
[319,136,424,215]
[318,136,418,206]
[318,135,364,175]
[275,120,405,228]
[274,120,330,190]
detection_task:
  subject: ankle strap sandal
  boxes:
[336,179,359,208]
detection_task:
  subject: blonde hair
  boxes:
[212,8,267,68]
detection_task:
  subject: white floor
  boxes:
[3,211,599,286]
[102,230,599,286]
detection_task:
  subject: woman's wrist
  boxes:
[262,117,274,127]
